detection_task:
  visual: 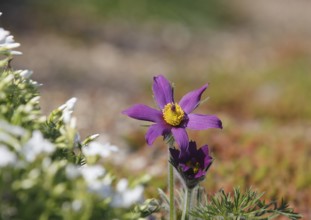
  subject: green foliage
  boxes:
[134,198,162,218]
[139,186,301,219]
[0,69,41,129]
[1,0,242,31]
[81,0,239,26]
[189,188,301,220]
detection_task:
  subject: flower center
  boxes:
[162,103,185,126]
[186,161,200,174]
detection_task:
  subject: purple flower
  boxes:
[169,141,213,189]
[122,75,222,148]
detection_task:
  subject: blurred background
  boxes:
[1,0,310,218]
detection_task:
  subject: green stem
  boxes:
[169,163,175,220]
[181,187,193,220]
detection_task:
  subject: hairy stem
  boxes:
[169,163,175,220]
[181,187,193,220]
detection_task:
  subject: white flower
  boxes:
[59,97,77,111]
[82,141,118,158]
[0,121,25,151]
[80,165,113,198]
[0,26,21,55]
[112,178,144,208]
[65,164,81,179]
[22,131,55,162]
[0,145,17,167]
[80,164,105,183]
[59,97,77,125]
[0,120,25,136]
[18,69,33,79]
[65,97,77,110]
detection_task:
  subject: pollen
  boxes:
[162,103,185,126]
[193,162,200,174]
[186,161,200,174]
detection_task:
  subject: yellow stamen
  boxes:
[162,103,185,126]
[193,162,200,174]
[186,161,200,174]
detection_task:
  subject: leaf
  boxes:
[189,187,302,220]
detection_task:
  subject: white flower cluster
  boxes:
[80,164,144,208]
[0,128,55,167]
[0,122,144,209]
[82,141,118,158]
[22,131,55,162]
[112,178,144,208]
[69,141,144,208]
[80,164,113,198]
[0,145,17,167]
[0,12,21,56]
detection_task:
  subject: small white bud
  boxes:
[19,70,33,78]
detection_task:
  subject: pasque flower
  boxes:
[122,75,222,148]
[169,141,213,189]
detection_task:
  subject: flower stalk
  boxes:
[181,187,193,220]
[166,135,176,220]
[169,163,176,220]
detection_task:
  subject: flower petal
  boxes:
[200,144,209,155]
[187,114,223,130]
[169,148,180,161]
[171,127,189,150]
[194,170,206,179]
[179,84,208,114]
[145,123,170,145]
[180,163,191,172]
[188,141,198,155]
[199,145,213,168]
[122,104,162,122]
[153,75,174,109]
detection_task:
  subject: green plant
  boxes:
[0,13,145,220]
[190,188,301,220]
